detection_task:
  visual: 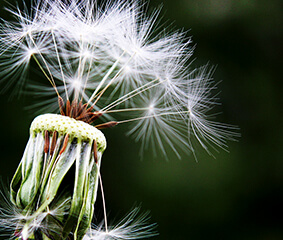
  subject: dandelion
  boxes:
[0,0,239,239]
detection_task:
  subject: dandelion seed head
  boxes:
[123,65,132,74]
[0,185,73,238]
[26,47,36,57]
[80,49,93,59]
[0,1,239,239]
[0,0,238,161]
[21,27,32,38]
[0,2,240,240]
[148,103,155,113]
[84,207,157,240]
[71,78,82,90]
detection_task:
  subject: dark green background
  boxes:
[0,0,282,239]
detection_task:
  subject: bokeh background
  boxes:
[0,0,282,239]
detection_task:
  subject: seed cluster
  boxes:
[31,113,106,151]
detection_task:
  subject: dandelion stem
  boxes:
[76,35,84,101]
[81,45,95,102]
[105,107,150,114]
[102,78,163,112]
[32,55,60,97]
[98,171,108,233]
[101,78,159,111]
[51,29,69,100]
[117,110,190,124]
[88,51,126,104]
[28,33,57,89]
[92,52,136,106]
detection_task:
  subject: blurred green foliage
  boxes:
[0,0,282,239]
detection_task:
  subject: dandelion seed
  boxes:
[0,0,239,239]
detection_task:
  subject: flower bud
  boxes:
[10,114,106,240]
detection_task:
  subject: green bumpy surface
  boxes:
[30,113,106,152]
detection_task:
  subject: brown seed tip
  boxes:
[50,131,58,156]
[58,97,65,116]
[93,140,98,163]
[59,134,69,155]
[66,100,71,117]
[44,130,50,154]
[95,121,118,129]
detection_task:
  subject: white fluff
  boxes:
[0,0,239,158]
[0,0,240,238]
